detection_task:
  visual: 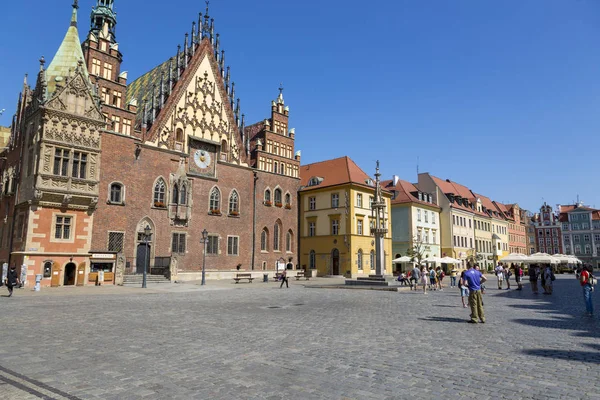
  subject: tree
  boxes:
[406,235,429,267]
[466,249,485,270]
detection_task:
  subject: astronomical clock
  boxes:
[189,139,217,178]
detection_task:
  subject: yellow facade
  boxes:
[299,184,392,277]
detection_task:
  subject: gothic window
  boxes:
[264,189,271,204]
[180,185,187,205]
[53,148,70,176]
[274,189,282,206]
[172,184,179,204]
[153,179,166,207]
[110,183,123,204]
[285,193,291,207]
[286,230,293,252]
[209,187,221,212]
[229,190,239,215]
[274,221,281,251]
[261,228,268,252]
[221,139,228,153]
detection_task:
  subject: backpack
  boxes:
[590,273,598,286]
[441,271,445,278]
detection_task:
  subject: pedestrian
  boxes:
[462,264,487,323]
[436,267,444,291]
[279,268,289,288]
[458,270,469,308]
[514,264,523,290]
[450,268,458,288]
[529,264,539,294]
[4,265,20,297]
[495,262,504,290]
[580,265,595,316]
[421,266,428,294]
[504,265,511,290]
[410,265,420,290]
[542,265,554,295]
[429,267,437,291]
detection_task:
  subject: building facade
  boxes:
[532,203,561,255]
[559,203,600,269]
[1,1,300,286]
[298,157,392,278]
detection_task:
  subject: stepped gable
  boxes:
[300,156,373,190]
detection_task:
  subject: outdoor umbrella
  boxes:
[500,253,529,263]
[392,256,412,263]
[526,252,559,264]
[440,256,461,264]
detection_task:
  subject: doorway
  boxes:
[51,262,61,287]
[64,263,76,286]
[136,244,151,275]
[331,249,340,275]
[76,263,86,286]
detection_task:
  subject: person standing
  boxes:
[504,265,511,290]
[4,266,20,297]
[411,265,420,290]
[436,267,444,291]
[450,268,458,288]
[514,264,523,290]
[580,265,594,316]
[529,264,539,294]
[429,267,437,291]
[462,264,487,323]
[542,265,553,295]
[458,270,469,308]
[279,268,289,289]
[421,266,428,294]
[495,263,504,290]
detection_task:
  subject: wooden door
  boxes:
[136,244,150,274]
[51,262,61,287]
[76,263,86,286]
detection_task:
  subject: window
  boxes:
[573,224,579,230]
[469,219,472,228]
[261,229,268,252]
[101,87,110,104]
[332,219,339,235]
[553,237,558,245]
[110,183,123,203]
[264,189,271,204]
[585,244,591,254]
[112,115,121,133]
[53,148,70,176]
[112,91,122,108]
[595,234,600,242]
[285,193,291,207]
[172,184,179,204]
[309,197,316,210]
[424,211,428,223]
[369,196,374,208]
[357,250,363,270]
[565,245,571,254]
[417,209,421,222]
[180,185,187,205]
[209,187,221,212]
[229,190,239,215]
[357,220,363,235]
[108,232,124,252]
[453,215,456,225]
[153,179,166,206]
[207,236,219,255]
[584,234,590,242]
[309,250,316,269]
[356,194,363,208]
[227,236,239,256]
[309,222,316,237]
[370,250,375,269]
[55,216,72,240]
[274,189,282,206]
[574,236,580,243]
[123,119,132,135]
[575,245,581,254]
[92,58,101,75]
[103,62,113,80]
[564,235,570,244]
[331,193,339,208]
[562,223,569,230]
[432,213,435,224]
[286,231,292,252]
[432,231,436,244]
[274,223,280,251]
[43,262,52,278]
[172,233,186,254]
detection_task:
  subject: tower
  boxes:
[371,161,388,276]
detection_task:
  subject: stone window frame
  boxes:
[50,213,76,244]
[208,185,221,215]
[274,187,283,207]
[264,187,272,206]
[171,232,187,255]
[108,181,125,205]
[152,177,168,209]
[357,249,363,270]
[227,235,239,256]
[206,234,220,255]
[260,228,269,253]
[228,189,240,216]
[43,260,53,278]
[273,220,282,252]
[284,192,292,208]
[286,230,293,253]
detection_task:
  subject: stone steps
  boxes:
[122,275,171,285]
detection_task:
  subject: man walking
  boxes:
[279,268,289,288]
[462,263,487,324]
[4,266,20,297]
[410,265,420,290]
[494,262,504,290]
[580,265,594,316]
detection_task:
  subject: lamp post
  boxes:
[201,229,208,286]
[142,225,151,289]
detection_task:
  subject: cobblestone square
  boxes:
[0,276,599,399]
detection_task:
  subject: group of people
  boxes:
[399,265,447,293]
[526,264,555,295]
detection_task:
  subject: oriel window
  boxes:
[72,152,87,179]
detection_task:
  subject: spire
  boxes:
[168,57,173,95]
[202,1,211,39]
[46,2,90,95]
[176,45,181,80]
[277,83,285,104]
[90,0,117,43]
[184,33,189,68]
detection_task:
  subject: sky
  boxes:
[0,0,598,212]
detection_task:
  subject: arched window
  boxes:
[264,189,271,204]
[229,190,239,215]
[175,128,184,143]
[285,193,291,207]
[357,250,363,270]
[273,222,281,251]
[110,183,123,203]
[43,261,52,278]
[370,250,375,270]
[172,184,179,204]
[309,250,316,269]
[286,230,293,252]
[209,187,220,212]
[274,189,282,206]
[153,179,166,206]
[261,228,268,252]
[221,139,228,153]
[180,185,187,205]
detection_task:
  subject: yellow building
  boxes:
[299,157,392,277]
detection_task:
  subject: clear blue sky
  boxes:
[1,0,598,212]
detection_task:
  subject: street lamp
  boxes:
[201,229,208,286]
[142,225,151,289]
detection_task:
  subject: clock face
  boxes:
[194,149,211,169]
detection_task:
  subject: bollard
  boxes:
[263,273,269,283]
[34,274,42,292]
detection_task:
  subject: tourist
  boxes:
[542,265,553,295]
[421,266,428,294]
[462,264,487,323]
[436,267,444,291]
[504,265,511,290]
[279,268,289,288]
[514,264,523,290]
[580,265,595,316]
[411,265,421,290]
[495,262,504,290]
[4,265,20,297]
[458,270,469,308]
[450,268,458,288]
[529,264,539,294]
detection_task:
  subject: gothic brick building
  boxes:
[0,1,300,286]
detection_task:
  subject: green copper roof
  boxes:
[46,5,89,95]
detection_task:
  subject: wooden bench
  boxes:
[295,271,310,281]
[233,273,254,283]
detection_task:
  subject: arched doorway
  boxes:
[64,263,76,286]
[331,248,340,275]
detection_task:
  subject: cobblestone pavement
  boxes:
[0,275,599,399]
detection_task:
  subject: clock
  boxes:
[194,149,211,169]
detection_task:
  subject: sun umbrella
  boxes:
[392,256,412,263]
[500,253,529,263]
[422,256,444,263]
[526,252,559,264]
[440,256,461,264]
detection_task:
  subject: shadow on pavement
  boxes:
[521,349,600,364]
[419,316,467,323]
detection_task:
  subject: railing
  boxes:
[125,256,171,276]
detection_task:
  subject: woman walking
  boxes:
[421,266,429,294]
[4,266,20,297]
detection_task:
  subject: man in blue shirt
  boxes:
[462,264,487,323]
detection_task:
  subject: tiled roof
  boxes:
[430,175,486,215]
[46,6,90,96]
[593,211,600,221]
[493,201,514,221]
[473,192,505,221]
[300,156,373,191]
[382,179,440,209]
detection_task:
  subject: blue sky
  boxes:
[0,0,598,212]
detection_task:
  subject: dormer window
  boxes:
[308,177,323,187]
[365,179,374,186]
